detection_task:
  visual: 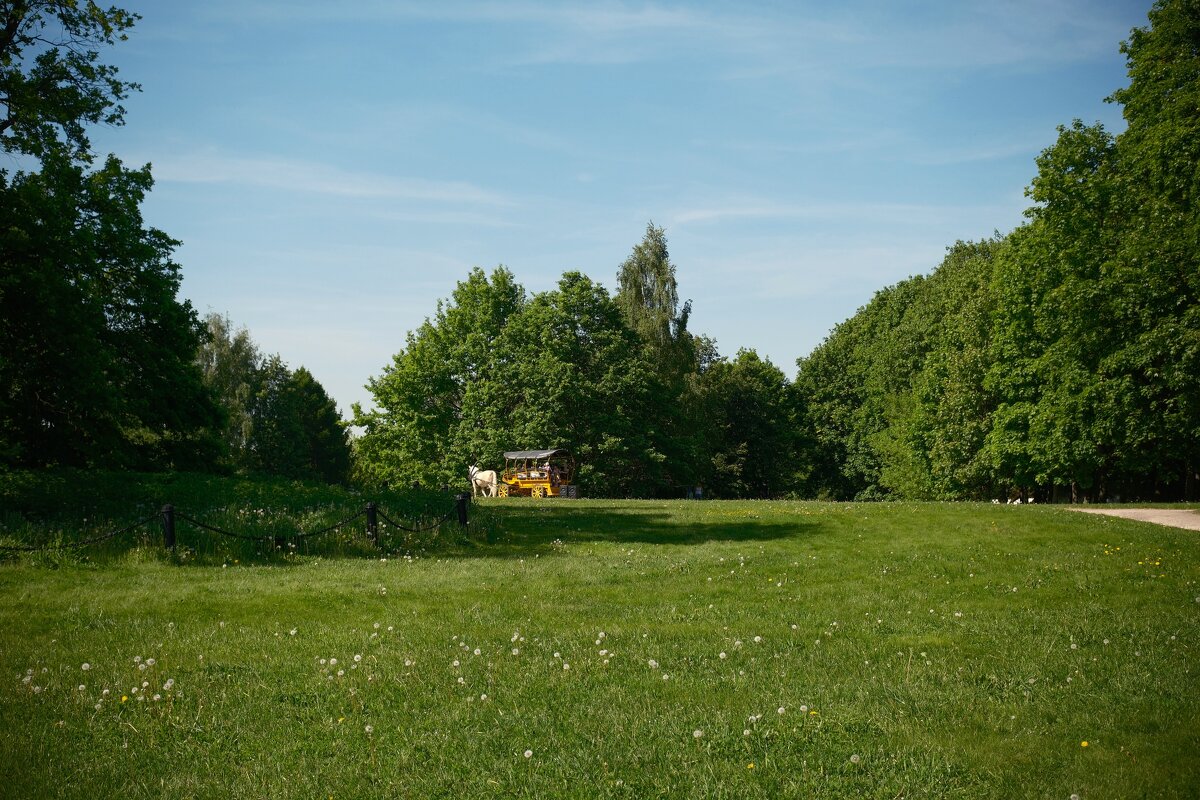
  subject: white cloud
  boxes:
[150,150,512,207]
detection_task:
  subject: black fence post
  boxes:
[366,502,378,545]
[456,493,470,527]
[162,504,176,551]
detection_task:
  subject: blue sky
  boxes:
[91,0,1151,418]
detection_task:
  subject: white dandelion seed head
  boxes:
[452,660,460,667]
[354,654,362,662]
[81,663,91,671]
[799,705,808,713]
[563,663,570,670]
[337,669,344,677]
[512,648,520,656]
[719,652,727,659]
[693,729,704,739]
[850,754,861,764]
[78,684,86,691]
[473,648,481,656]
[648,659,658,668]
[754,636,763,643]
[329,658,338,666]
[778,706,786,715]
[524,749,533,759]
[365,724,374,734]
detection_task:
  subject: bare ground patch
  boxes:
[1068,507,1200,531]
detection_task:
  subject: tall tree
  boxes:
[352,267,525,488]
[1,2,219,469]
[197,312,259,463]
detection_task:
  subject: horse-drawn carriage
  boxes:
[496,449,578,498]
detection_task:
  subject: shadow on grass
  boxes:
[456,503,813,560]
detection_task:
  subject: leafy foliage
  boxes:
[0,2,220,470]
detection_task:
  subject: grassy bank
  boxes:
[1,498,1197,798]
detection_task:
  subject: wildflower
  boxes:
[121,695,128,703]
[747,763,755,769]
[1081,741,1089,748]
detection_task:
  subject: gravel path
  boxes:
[1068,507,1200,531]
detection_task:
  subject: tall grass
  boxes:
[1,495,1197,798]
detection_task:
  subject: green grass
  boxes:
[1,495,1198,798]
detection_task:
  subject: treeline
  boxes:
[351,226,799,497]
[798,0,1198,501]
[0,3,350,483]
[5,1,1196,501]
[356,0,1198,501]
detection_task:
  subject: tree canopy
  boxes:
[1,2,220,469]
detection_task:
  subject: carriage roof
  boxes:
[503,449,569,460]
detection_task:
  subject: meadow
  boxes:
[1,486,1198,798]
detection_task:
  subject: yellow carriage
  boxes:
[496,449,578,498]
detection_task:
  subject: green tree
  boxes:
[615,222,700,493]
[197,312,259,463]
[695,349,797,498]
[480,272,662,496]
[1,2,219,469]
[353,267,525,488]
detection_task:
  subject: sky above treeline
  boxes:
[90,0,1151,418]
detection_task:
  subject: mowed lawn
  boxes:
[1,500,1197,799]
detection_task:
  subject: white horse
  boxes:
[468,465,498,498]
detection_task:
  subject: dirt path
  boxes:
[1068,507,1200,531]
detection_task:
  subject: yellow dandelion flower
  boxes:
[747,763,755,770]
[1081,741,1089,747]
[121,695,128,702]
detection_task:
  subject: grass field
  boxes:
[1,493,1198,798]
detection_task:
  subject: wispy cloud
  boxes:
[150,150,512,206]
[670,198,1004,228]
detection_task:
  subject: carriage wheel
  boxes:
[531,485,546,498]
[497,484,509,497]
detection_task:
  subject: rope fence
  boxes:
[0,494,471,555]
